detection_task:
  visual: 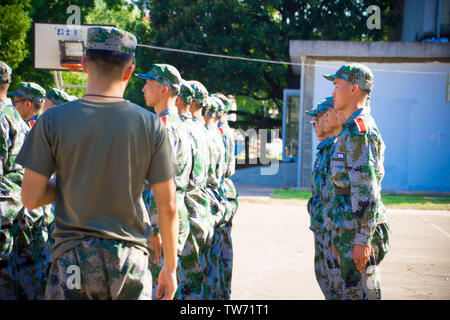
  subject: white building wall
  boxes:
[312,60,450,192]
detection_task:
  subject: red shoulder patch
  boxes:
[334,136,340,144]
[161,116,167,127]
[218,127,224,135]
[354,117,367,133]
[29,120,36,128]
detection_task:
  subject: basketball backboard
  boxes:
[34,22,114,71]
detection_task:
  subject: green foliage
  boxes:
[3,0,400,115]
[134,0,399,115]
[0,1,31,70]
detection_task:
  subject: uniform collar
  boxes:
[180,112,193,121]
[342,107,368,127]
[159,106,178,117]
[193,115,205,124]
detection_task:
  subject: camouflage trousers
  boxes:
[45,238,153,300]
[313,228,333,300]
[325,223,391,300]
[205,227,221,300]
[0,208,50,300]
[218,220,233,300]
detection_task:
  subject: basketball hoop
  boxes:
[59,40,84,72]
[60,63,82,71]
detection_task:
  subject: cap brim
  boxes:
[323,74,336,81]
[135,73,156,80]
[7,91,21,96]
[305,110,317,116]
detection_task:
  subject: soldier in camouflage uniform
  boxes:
[322,63,391,300]
[174,80,213,299]
[137,64,193,299]
[0,66,52,299]
[305,96,338,300]
[43,88,75,112]
[203,96,227,299]
[213,93,238,299]
[9,82,46,129]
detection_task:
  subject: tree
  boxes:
[133,0,400,116]
[0,0,32,88]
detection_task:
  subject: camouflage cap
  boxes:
[8,82,46,103]
[323,63,374,93]
[87,26,137,56]
[0,61,12,84]
[211,93,231,113]
[46,88,74,105]
[178,80,195,105]
[188,80,209,107]
[136,64,182,94]
[210,96,224,116]
[305,96,334,116]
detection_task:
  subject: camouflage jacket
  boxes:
[325,107,387,246]
[307,136,335,231]
[0,103,29,227]
[180,112,211,220]
[218,120,237,200]
[0,103,52,228]
[205,122,227,226]
[143,107,192,253]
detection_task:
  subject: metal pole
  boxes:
[437,0,442,39]
[58,71,64,90]
[297,56,306,188]
[53,71,59,89]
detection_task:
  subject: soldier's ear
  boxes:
[25,99,32,110]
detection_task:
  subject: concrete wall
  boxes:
[313,60,450,192]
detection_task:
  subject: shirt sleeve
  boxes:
[145,117,178,185]
[346,132,381,246]
[15,113,55,178]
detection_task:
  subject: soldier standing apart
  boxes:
[213,93,238,299]
[137,64,193,299]
[322,63,391,300]
[174,80,213,299]
[6,80,53,299]
[305,97,337,299]
[16,27,179,300]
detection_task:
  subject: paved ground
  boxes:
[230,184,450,300]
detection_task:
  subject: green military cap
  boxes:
[178,80,195,105]
[87,26,137,56]
[323,63,374,93]
[187,80,209,107]
[210,96,224,116]
[8,82,46,103]
[0,61,12,84]
[211,93,231,113]
[136,64,182,94]
[305,96,334,116]
[46,88,74,105]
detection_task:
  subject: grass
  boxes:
[270,189,450,210]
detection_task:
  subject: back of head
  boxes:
[0,61,12,95]
[85,27,137,81]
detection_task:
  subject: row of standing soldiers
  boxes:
[0,59,238,299]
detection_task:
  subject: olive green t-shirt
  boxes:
[16,99,178,261]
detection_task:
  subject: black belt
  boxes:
[335,187,351,195]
